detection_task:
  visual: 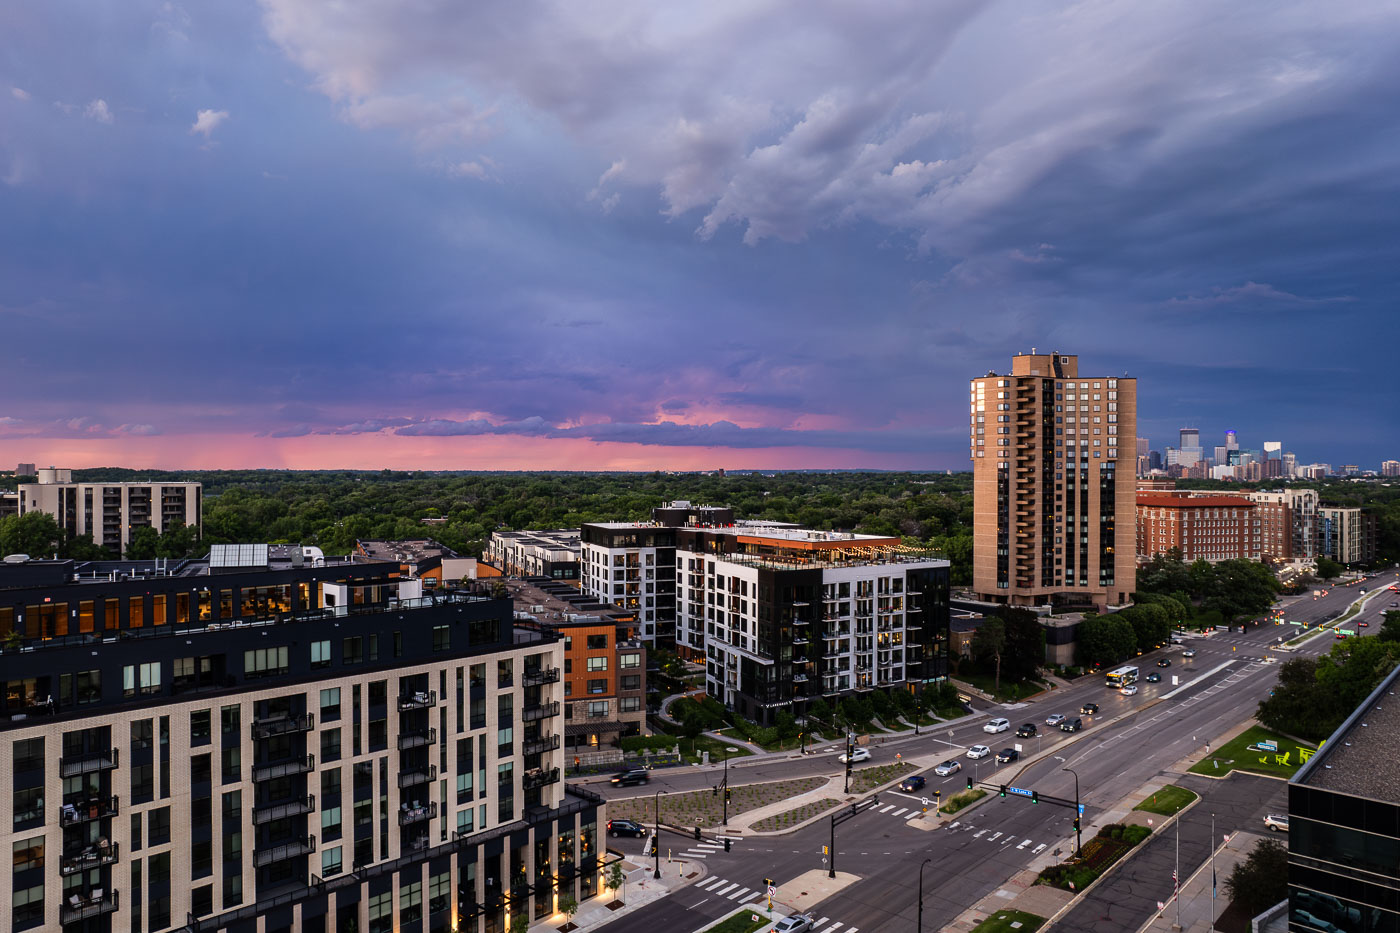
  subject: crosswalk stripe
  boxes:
[682,852,708,859]
[1017,839,1031,849]
[727,887,751,900]
[697,877,723,890]
[740,891,760,903]
[878,805,895,813]
[713,882,738,896]
[1033,843,1047,854]
[987,831,1002,841]
[819,923,844,933]
[892,808,908,817]
[974,830,986,838]
[693,843,722,850]
[814,917,829,927]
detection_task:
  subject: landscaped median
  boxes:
[1036,823,1152,891]
[1187,725,1316,779]
[746,763,919,831]
[1132,784,1197,816]
[970,909,1046,932]
[606,777,827,829]
[699,906,777,933]
[940,788,987,815]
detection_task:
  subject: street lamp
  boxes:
[917,858,932,933]
[1061,765,1081,854]
[723,747,739,826]
[652,789,668,879]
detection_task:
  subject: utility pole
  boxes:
[1173,815,1181,931]
[843,732,854,794]
[1210,812,1216,933]
[917,858,931,932]
[652,789,667,879]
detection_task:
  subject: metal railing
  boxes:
[60,889,119,924]
[252,794,316,825]
[252,835,316,868]
[252,712,315,739]
[397,764,438,788]
[398,801,437,826]
[523,666,561,686]
[59,795,119,826]
[61,842,119,875]
[522,768,560,790]
[521,701,560,722]
[523,734,560,756]
[59,747,118,778]
[397,690,437,712]
[397,727,437,751]
[252,755,315,782]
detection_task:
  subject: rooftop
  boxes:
[356,538,460,564]
[1136,494,1257,509]
[1293,662,1400,804]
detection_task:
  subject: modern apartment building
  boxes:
[1318,507,1378,565]
[485,531,581,583]
[1383,459,1400,477]
[669,522,949,726]
[578,524,677,646]
[1135,493,1261,563]
[970,351,1137,610]
[0,547,598,933]
[0,491,17,520]
[1288,661,1400,932]
[16,469,200,557]
[1246,489,1321,561]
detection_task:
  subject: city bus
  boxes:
[1105,665,1140,689]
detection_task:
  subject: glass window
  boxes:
[12,835,44,872]
[586,657,608,672]
[311,640,331,669]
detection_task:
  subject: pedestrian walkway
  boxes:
[565,856,700,930]
[1139,831,1265,933]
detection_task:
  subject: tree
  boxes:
[1076,615,1136,668]
[971,617,1007,692]
[509,908,530,932]
[125,526,160,560]
[774,710,798,740]
[61,533,111,561]
[558,893,579,928]
[1378,610,1400,643]
[605,861,626,905]
[1315,556,1344,581]
[1225,837,1288,917]
[1000,608,1045,683]
[0,512,63,558]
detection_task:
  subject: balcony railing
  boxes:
[522,666,561,687]
[521,701,560,722]
[61,889,119,924]
[252,712,315,740]
[61,842,119,875]
[522,767,560,790]
[252,794,316,825]
[523,734,560,756]
[252,755,315,782]
[59,747,118,779]
[397,690,437,712]
[59,795,119,826]
[397,727,437,751]
[398,764,438,788]
[398,801,437,825]
[253,835,316,868]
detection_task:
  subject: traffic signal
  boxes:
[1031,790,1039,805]
[934,790,941,799]
[725,787,732,802]
[999,785,1007,797]
[1073,815,1081,832]
[694,826,701,841]
[712,785,718,797]
[966,778,973,791]
[724,838,731,852]
[764,878,774,888]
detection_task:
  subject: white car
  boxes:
[1120,684,1139,696]
[934,759,962,776]
[966,744,991,759]
[1182,648,1197,657]
[1045,713,1066,726]
[771,915,815,933]
[838,747,871,764]
[983,717,1011,734]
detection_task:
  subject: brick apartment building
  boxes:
[1136,493,1262,562]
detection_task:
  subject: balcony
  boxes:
[253,835,316,868]
[397,727,437,751]
[398,801,437,826]
[792,636,809,646]
[398,764,438,789]
[252,755,315,782]
[252,794,316,825]
[397,690,437,712]
[59,747,118,779]
[523,734,560,756]
[252,712,315,740]
[522,701,561,722]
[59,795,119,827]
[522,666,561,687]
[522,767,561,790]
[61,842,119,876]
[61,889,119,925]
[792,674,809,683]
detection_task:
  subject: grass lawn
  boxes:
[691,736,753,762]
[942,788,987,814]
[970,909,1046,933]
[1187,725,1316,779]
[704,908,774,933]
[1133,785,1198,816]
[956,669,1046,702]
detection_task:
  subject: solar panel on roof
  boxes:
[208,543,270,569]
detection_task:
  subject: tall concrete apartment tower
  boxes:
[970,351,1137,610]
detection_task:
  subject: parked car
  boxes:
[1121,684,1139,696]
[610,768,650,787]
[1182,649,1196,657]
[1146,672,1161,683]
[984,718,1011,734]
[966,745,991,759]
[1156,658,1171,668]
[900,775,927,793]
[934,759,962,776]
[1080,702,1099,715]
[772,914,816,933]
[1264,814,1290,832]
[995,748,1020,764]
[1044,713,1066,726]
[607,819,648,838]
[1016,723,1038,738]
[839,746,872,764]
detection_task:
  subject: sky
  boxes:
[3,1,1399,472]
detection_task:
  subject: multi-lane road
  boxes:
[592,574,1398,933]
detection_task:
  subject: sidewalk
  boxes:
[567,854,704,930]
[1138,831,1263,933]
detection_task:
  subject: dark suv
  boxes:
[1059,718,1083,733]
[1016,723,1038,738]
[607,819,648,838]
[610,768,650,787]
[1080,703,1099,715]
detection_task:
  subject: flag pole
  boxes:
[1210,812,1216,933]
[1174,815,1181,931]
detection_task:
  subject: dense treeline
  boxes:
[19,470,975,579]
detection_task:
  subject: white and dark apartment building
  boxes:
[0,546,602,933]
[577,525,677,646]
[484,532,581,584]
[16,469,201,557]
[672,523,950,726]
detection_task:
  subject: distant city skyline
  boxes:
[4,2,1400,471]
